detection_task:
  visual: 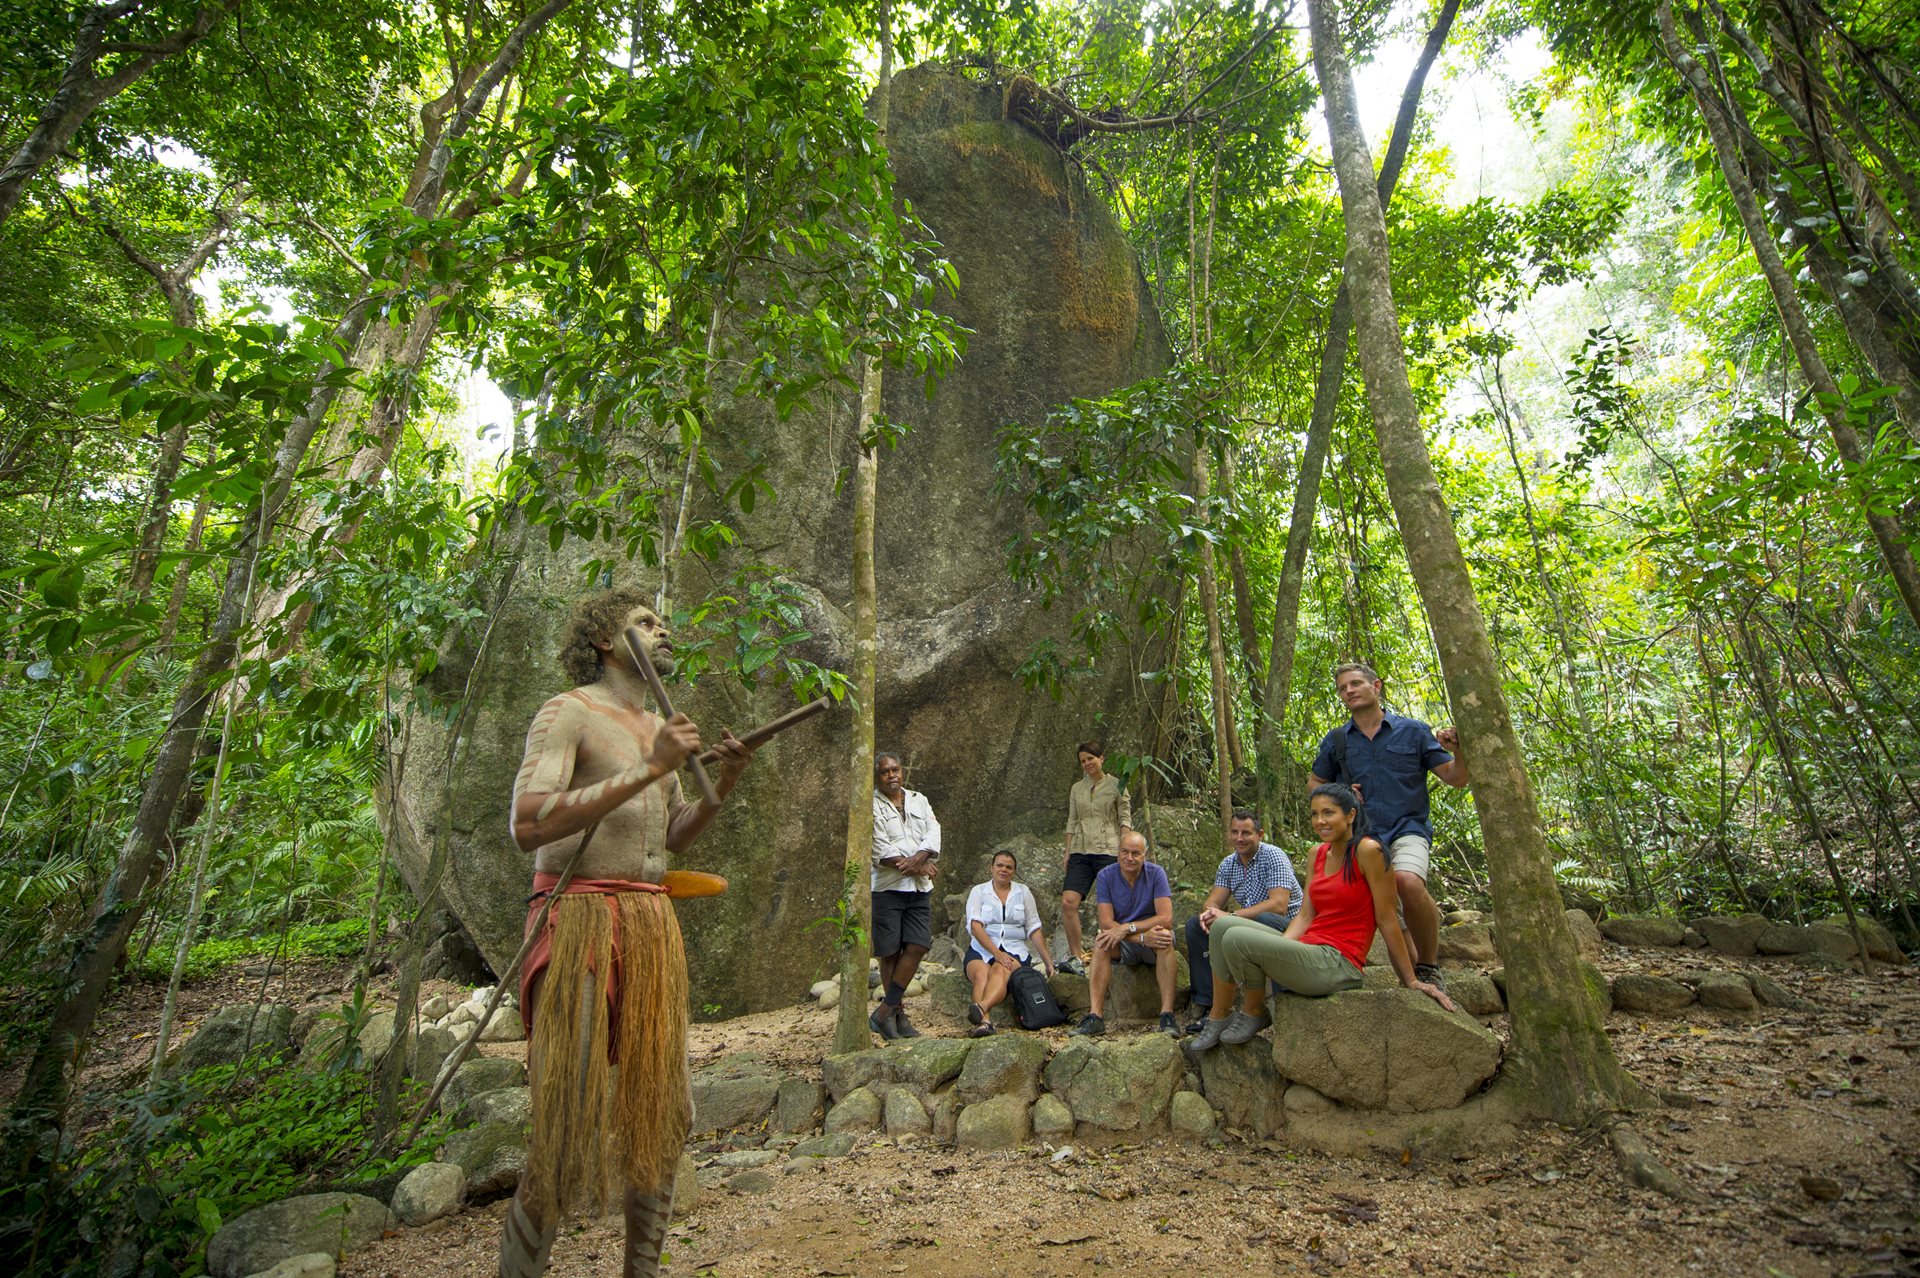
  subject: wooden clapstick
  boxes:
[622,623,721,807]
[660,869,729,898]
[693,695,833,766]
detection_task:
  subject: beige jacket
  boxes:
[1065,774,1131,855]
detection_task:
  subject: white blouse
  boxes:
[965,880,1044,959]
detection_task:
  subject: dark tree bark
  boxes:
[0,0,240,225]
[1308,0,1639,1122]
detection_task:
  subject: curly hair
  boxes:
[558,587,651,687]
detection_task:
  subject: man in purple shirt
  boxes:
[1072,830,1179,1037]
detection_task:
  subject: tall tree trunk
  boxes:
[833,0,890,1058]
[1219,447,1263,686]
[158,486,211,652]
[0,0,238,225]
[1309,0,1638,1121]
[10,0,581,1139]
[9,304,372,1140]
[1193,443,1237,834]
[1659,0,1920,631]
[1258,0,1460,806]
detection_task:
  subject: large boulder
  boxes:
[1268,990,1501,1113]
[1755,922,1856,958]
[383,64,1170,1017]
[1690,972,1760,1013]
[928,968,1014,1028]
[888,1037,974,1096]
[1689,914,1768,957]
[1044,1035,1183,1132]
[206,1194,392,1278]
[1598,916,1687,948]
[690,1057,783,1133]
[168,1004,297,1076]
[1194,1040,1285,1138]
[1563,908,1604,961]
[456,1086,530,1130]
[1099,959,1185,1022]
[440,1057,527,1114]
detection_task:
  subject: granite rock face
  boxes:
[383,64,1170,1016]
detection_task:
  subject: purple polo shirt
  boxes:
[1094,860,1171,925]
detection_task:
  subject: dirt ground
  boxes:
[33,945,1920,1278]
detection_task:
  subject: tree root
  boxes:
[1609,1122,1705,1202]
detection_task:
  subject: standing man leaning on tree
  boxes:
[870,751,939,1041]
[1307,661,1467,991]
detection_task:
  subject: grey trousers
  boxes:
[1209,915,1364,997]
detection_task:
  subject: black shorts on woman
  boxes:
[1062,852,1116,898]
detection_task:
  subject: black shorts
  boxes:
[871,890,932,957]
[1062,852,1117,898]
[1114,939,1158,967]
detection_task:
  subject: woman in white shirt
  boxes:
[963,849,1055,1037]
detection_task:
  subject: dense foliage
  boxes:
[1,0,1915,1267]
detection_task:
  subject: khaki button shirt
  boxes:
[1065,774,1130,855]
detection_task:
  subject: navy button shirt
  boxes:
[1311,713,1453,847]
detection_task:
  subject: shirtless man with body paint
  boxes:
[497,587,753,1278]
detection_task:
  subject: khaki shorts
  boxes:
[1387,834,1431,879]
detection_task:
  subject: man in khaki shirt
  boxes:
[1060,739,1131,973]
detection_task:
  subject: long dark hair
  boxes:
[1309,782,1369,883]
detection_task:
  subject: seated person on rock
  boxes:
[1183,807,1302,1034]
[1072,830,1180,1038]
[1189,783,1454,1051]
[963,848,1056,1037]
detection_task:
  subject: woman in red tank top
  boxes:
[1190,783,1455,1051]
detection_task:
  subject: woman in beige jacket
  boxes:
[1059,739,1131,973]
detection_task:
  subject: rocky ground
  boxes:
[20,933,1920,1278]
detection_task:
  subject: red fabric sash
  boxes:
[519,874,670,1035]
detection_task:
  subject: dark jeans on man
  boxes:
[1185,911,1289,1008]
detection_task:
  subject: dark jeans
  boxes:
[1185,911,1289,1008]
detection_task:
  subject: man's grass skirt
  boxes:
[521,881,690,1223]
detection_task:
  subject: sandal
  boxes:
[967,1002,985,1026]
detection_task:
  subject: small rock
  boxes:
[1168,1091,1215,1142]
[672,1152,701,1217]
[1598,916,1687,948]
[441,1057,527,1115]
[691,1057,783,1132]
[441,1120,528,1196]
[457,1086,530,1129]
[904,978,926,997]
[791,1131,857,1159]
[242,1255,335,1278]
[712,1149,780,1169]
[1610,973,1695,1014]
[1443,909,1487,926]
[1816,915,1904,963]
[421,994,452,1021]
[1435,922,1499,966]
[809,979,836,999]
[1690,972,1758,1013]
[1564,908,1605,961]
[1031,1094,1074,1140]
[955,1034,1047,1104]
[1680,928,1709,949]
[784,1155,820,1175]
[1749,972,1816,1010]
[1446,970,1505,1017]
[955,1094,1030,1150]
[824,1086,883,1134]
[391,1162,465,1227]
[477,1007,525,1043]
[1689,914,1768,956]
[727,1169,776,1194]
[884,1088,931,1137]
[772,1077,827,1133]
[1799,1174,1842,1203]
[170,1004,298,1077]
[207,1194,392,1278]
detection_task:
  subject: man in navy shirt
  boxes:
[1308,662,1469,989]
[1072,830,1179,1037]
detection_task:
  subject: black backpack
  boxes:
[1010,965,1067,1029]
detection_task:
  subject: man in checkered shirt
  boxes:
[1181,808,1302,1035]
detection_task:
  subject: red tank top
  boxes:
[1298,841,1376,970]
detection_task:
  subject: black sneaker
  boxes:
[868,1003,899,1040]
[1415,963,1447,992]
[1183,1010,1211,1036]
[1058,957,1086,976]
[891,1006,923,1039]
[1158,1012,1180,1037]
[1071,1012,1105,1037]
